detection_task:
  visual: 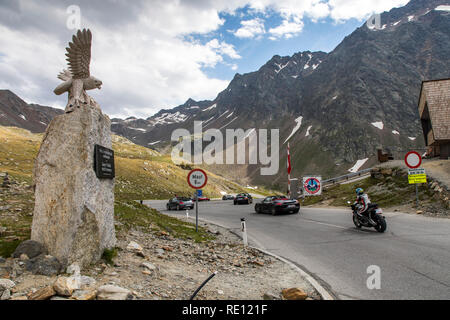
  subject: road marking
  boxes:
[302,218,347,229]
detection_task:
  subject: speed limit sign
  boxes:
[187,169,208,190]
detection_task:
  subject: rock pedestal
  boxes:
[31,102,116,269]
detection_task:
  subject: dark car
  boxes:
[255,195,300,215]
[222,195,235,200]
[166,197,194,210]
[234,193,253,205]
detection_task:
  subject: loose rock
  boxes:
[25,254,62,276]
[97,285,132,300]
[281,288,308,300]
[12,240,47,259]
[28,285,56,300]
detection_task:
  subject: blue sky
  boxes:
[197,9,365,80]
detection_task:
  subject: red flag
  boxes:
[287,143,292,175]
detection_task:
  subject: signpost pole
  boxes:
[196,193,199,233]
[187,169,207,233]
[416,184,419,207]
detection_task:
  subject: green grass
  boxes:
[115,200,214,242]
[301,167,437,208]
[102,247,119,265]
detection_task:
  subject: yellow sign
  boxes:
[408,168,427,184]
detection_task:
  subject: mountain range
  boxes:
[1,0,449,190]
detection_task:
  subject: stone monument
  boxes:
[31,29,116,269]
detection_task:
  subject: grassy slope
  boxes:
[301,167,437,208]
[0,126,266,257]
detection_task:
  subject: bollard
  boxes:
[186,209,189,219]
[241,218,248,246]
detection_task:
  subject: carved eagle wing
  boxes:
[65,29,92,79]
[57,69,72,81]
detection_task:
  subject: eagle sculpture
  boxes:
[54,29,103,113]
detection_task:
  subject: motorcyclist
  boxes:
[354,188,371,216]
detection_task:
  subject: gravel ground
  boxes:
[4,219,320,300]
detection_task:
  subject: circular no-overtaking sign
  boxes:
[304,177,321,195]
[404,151,422,169]
[187,169,208,190]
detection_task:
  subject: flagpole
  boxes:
[287,143,291,198]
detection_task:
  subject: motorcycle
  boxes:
[348,201,387,233]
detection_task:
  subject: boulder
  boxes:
[141,262,156,271]
[0,279,15,300]
[281,288,308,300]
[25,254,62,276]
[12,240,46,259]
[53,276,81,296]
[97,285,132,300]
[66,262,81,276]
[31,104,116,269]
[126,241,143,253]
[28,286,56,300]
[71,289,97,300]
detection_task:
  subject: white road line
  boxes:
[302,219,347,229]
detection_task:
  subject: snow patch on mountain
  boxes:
[408,137,416,141]
[226,112,234,119]
[305,125,312,137]
[284,116,303,144]
[435,5,450,12]
[19,114,26,121]
[371,121,384,130]
[128,127,147,132]
[348,158,369,173]
[202,104,217,112]
[153,112,188,125]
[275,62,289,74]
[392,130,400,135]
[219,116,238,130]
[148,141,161,145]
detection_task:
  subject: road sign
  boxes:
[187,169,208,190]
[187,169,208,233]
[408,168,427,184]
[405,151,422,169]
[303,176,322,196]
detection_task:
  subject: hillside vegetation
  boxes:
[0,125,267,257]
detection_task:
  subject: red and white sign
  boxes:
[303,176,322,196]
[187,169,208,189]
[404,151,422,169]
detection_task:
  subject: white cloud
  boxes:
[234,18,266,38]
[328,0,409,21]
[0,0,412,118]
[269,18,304,39]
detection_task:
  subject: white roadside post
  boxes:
[241,218,248,246]
[186,209,189,219]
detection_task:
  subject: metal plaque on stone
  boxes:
[94,144,115,179]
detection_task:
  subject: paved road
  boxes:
[144,200,450,300]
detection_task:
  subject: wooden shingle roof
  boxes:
[418,79,450,141]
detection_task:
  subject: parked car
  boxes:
[222,195,235,200]
[234,193,253,205]
[197,196,210,201]
[166,197,194,210]
[255,195,300,215]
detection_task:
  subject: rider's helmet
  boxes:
[355,188,364,195]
